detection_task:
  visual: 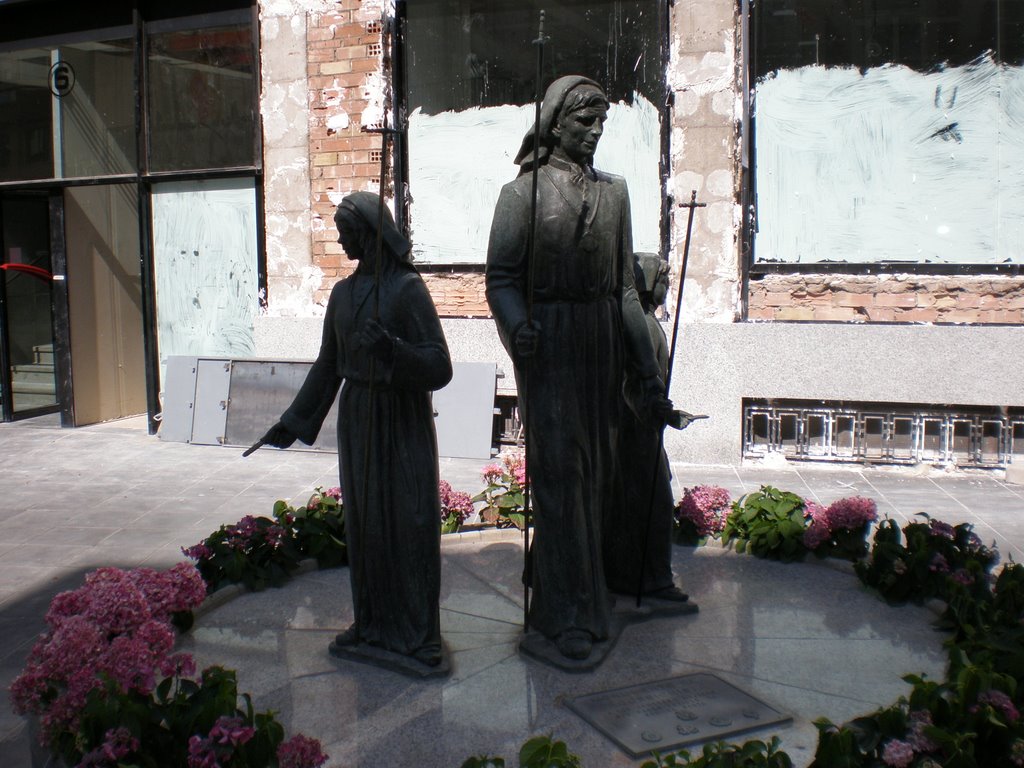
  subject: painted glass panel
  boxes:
[151,178,258,387]
[405,0,664,264]
[753,0,1024,265]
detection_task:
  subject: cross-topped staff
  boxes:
[355,8,403,642]
[635,189,706,607]
[521,8,548,633]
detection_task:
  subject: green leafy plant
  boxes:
[184,487,347,593]
[811,658,1023,768]
[855,514,999,605]
[722,486,808,561]
[642,736,793,767]
[276,487,347,569]
[473,452,527,530]
[460,735,580,768]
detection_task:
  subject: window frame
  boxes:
[393,0,672,271]
[742,0,1024,278]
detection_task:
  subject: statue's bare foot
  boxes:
[555,629,592,660]
[334,625,359,646]
[649,585,689,602]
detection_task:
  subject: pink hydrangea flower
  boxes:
[929,520,956,540]
[907,709,938,753]
[439,480,474,525]
[481,463,503,485]
[324,487,342,500]
[826,496,877,531]
[928,553,950,573]
[976,689,1020,723]
[77,726,140,767]
[803,519,831,550]
[881,738,914,768]
[277,734,329,768]
[1011,738,1024,767]
[950,568,975,586]
[209,715,256,747]
[187,734,222,768]
[675,485,732,537]
[504,452,527,487]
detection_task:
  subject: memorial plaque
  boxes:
[567,673,791,758]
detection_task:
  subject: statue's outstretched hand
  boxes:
[359,318,396,363]
[514,321,540,360]
[262,421,297,449]
[667,410,708,431]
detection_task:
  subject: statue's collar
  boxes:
[546,155,595,179]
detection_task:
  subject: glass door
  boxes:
[0,193,58,418]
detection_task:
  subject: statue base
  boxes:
[519,594,699,672]
[328,638,452,679]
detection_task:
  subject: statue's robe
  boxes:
[607,306,675,594]
[486,156,659,641]
[281,261,452,657]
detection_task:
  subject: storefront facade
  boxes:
[4,0,1022,467]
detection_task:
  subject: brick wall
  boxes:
[747,274,1024,324]
[308,1,384,305]
[306,1,490,318]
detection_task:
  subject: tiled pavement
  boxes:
[1,414,1022,766]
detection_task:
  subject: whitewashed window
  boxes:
[752,0,1024,266]
[403,0,665,265]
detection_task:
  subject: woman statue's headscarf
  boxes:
[513,75,607,173]
[335,191,413,264]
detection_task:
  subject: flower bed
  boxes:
[467,483,1024,767]
[10,563,327,768]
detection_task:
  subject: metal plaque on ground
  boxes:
[567,673,791,758]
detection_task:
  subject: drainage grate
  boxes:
[743,400,1024,468]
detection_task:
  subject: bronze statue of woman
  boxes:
[261,191,452,670]
[486,76,673,661]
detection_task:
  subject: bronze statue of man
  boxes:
[486,76,673,661]
[260,191,452,669]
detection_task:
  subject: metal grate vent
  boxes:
[743,400,1024,468]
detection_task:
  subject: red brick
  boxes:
[894,308,939,323]
[937,310,981,324]
[864,307,896,322]
[811,306,861,322]
[873,294,918,308]
[832,292,872,308]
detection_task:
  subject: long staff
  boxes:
[635,190,705,607]
[521,10,547,632]
[356,9,398,641]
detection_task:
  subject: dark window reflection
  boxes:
[0,49,55,182]
[147,23,256,171]
[754,0,1024,77]
[406,0,663,114]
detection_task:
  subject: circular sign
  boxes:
[49,61,76,97]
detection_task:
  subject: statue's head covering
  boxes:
[335,191,412,263]
[633,252,668,295]
[514,75,605,172]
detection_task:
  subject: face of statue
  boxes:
[336,211,368,263]
[651,273,669,307]
[551,104,607,166]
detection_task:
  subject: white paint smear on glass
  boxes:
[408,93,662,264]
[152,178,259,386]
[754,56,1024,264]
